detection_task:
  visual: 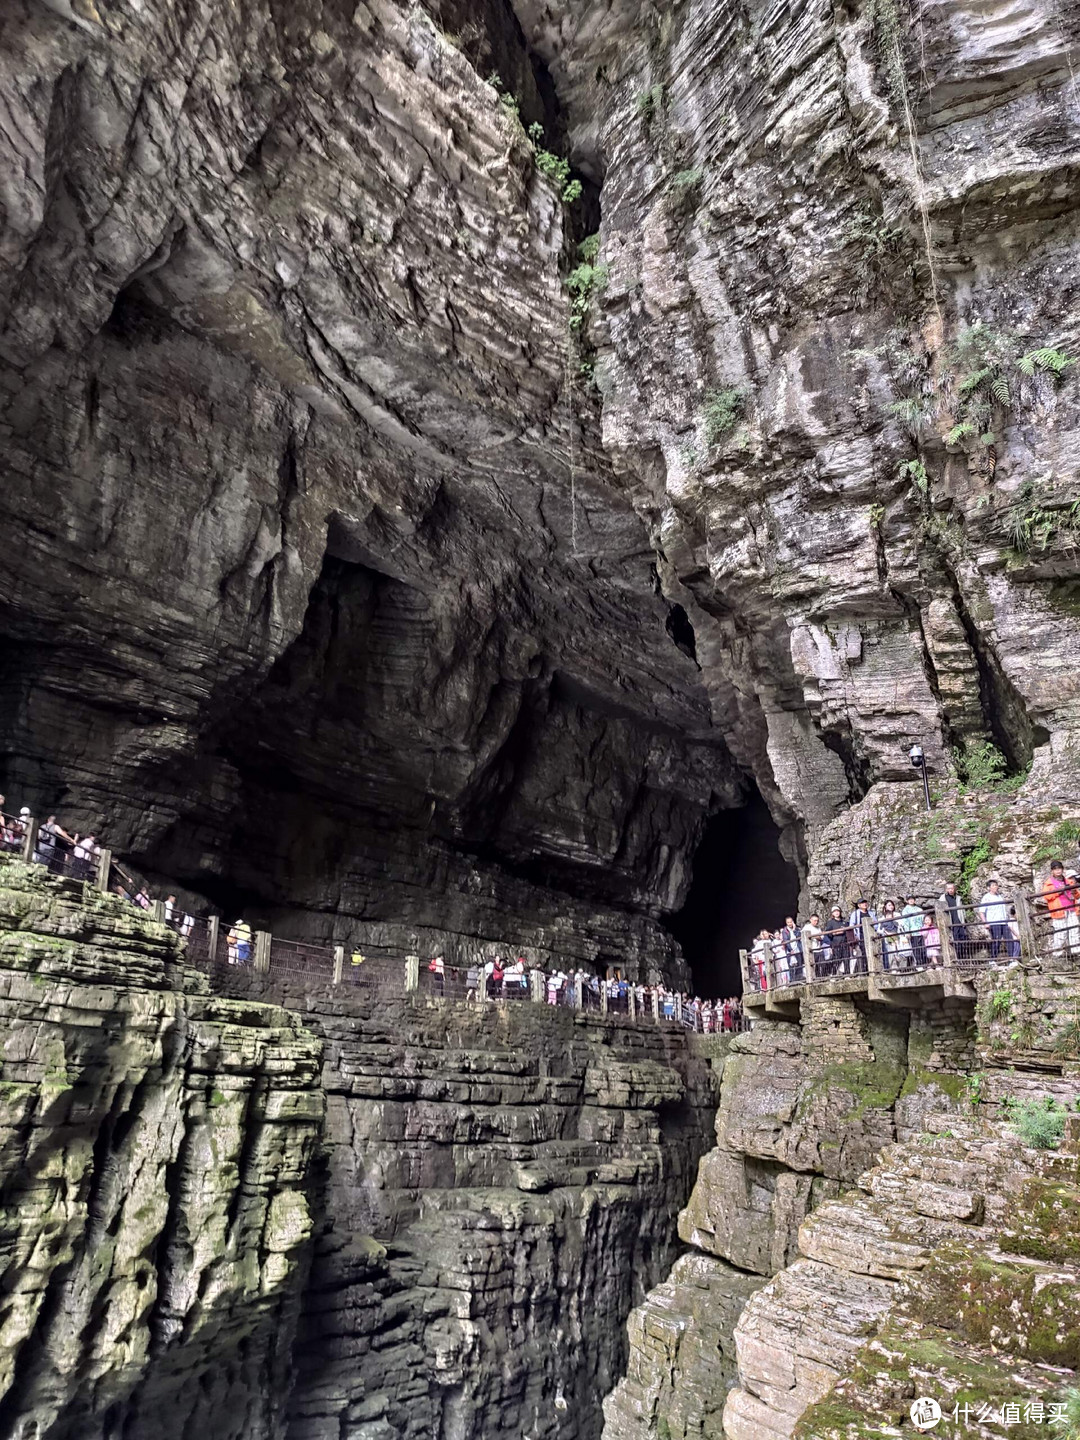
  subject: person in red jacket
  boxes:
[1041,861,1078,954]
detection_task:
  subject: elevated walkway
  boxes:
[741,894,1064,1018]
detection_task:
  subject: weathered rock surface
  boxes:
[0,0,748,981]
[0,862,719,1439]
[279,991,719,1440]
[4,0,1080,980]
[606,947,1080,1440]
[0,859,325,1440]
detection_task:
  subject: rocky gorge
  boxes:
[3,0,1080,1436]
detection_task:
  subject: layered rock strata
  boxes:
[605,947,1080,1440]
[516,0,1080,837]
[0,861,719,1439]
[263,985,719,1440]
[0,0,746,980]
[0,858,325,1440]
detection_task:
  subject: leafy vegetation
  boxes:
[636,83,666,121]
[1062,1386,1080,1440]
[526,122,582,204]
[487,83,582,207]
[565,235,610,332]
[1032,818,1080,865]
[1006,480,1080,556]
[897,456,928,492]
[953,738,1008,790]
[865,322,1078,498]
[701,388,746,445]
[667,167,704,207]
[1011,1096,1069,1151]
[957,834,992,903]
[1019,346,1076,378]
[987,989,1013,1022]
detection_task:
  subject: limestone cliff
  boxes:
[0,861,718,1438]
[0,858,324,1440]
[603,948,1080,1439]
[4,0,1079,976]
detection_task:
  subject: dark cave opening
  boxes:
[666,789,801,999]
[665,603,698,662]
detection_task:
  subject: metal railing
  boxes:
[742,887,1076,1002]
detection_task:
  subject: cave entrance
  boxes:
[667,788,801,998]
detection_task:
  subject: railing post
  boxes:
[21,818,38,865]
[405,954,420,992]
[936,906,956,970]
[739,948,750,997]
[675,993,682,1024]
[863,917,882,977]
[652,987,660,1023]
[600,980,608,1015]
[254,930,272,973]
[333,944,344,985]
[151,899,166,922]
[531,970,545,1003]
[1014,893,1036,959]
[207,915,220,963]
[764,944,775,994]
[95,847,111,893]
[801,928,814,983]
[573,974,583,1009]
[628,984,637,1021]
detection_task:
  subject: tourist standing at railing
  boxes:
[938,882,968,959]
[922,911,942,964]
[750,929,771,989]
[978,879,1011,959]
[35,815,75,870]
[1041,862,1077,953]
[848,899,876,973]
[72,833,98,881]
[1068,873,1080,953]
[877,900,902,970]
[901,896,927,966]
[824,907,850,972]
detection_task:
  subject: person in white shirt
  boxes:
[978,879,1011,959]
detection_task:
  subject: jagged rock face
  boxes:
[217,977,719,1440]
[0,0,748,978]
[601,992,979,1438]
[512,0,1080,839]
[604,952,1080,1440]
[0,860,325,1440]
[0,864,719,1440]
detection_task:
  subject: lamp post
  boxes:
[909,743,932,812]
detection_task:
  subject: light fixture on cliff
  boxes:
[909,744,932,812]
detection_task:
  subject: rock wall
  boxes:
[0,860,719,1439]
[0,0,749,981]
[0,858,324,1440]
[512,0,1080,858]
[213,972,719,1440]
[603,957,1080,1439]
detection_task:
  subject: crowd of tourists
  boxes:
[746,862,1080,991]
[424,956,748,1031]
[0,798,105,880]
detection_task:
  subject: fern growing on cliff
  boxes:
[1006,481,1080,556]
[565,236,610,331]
